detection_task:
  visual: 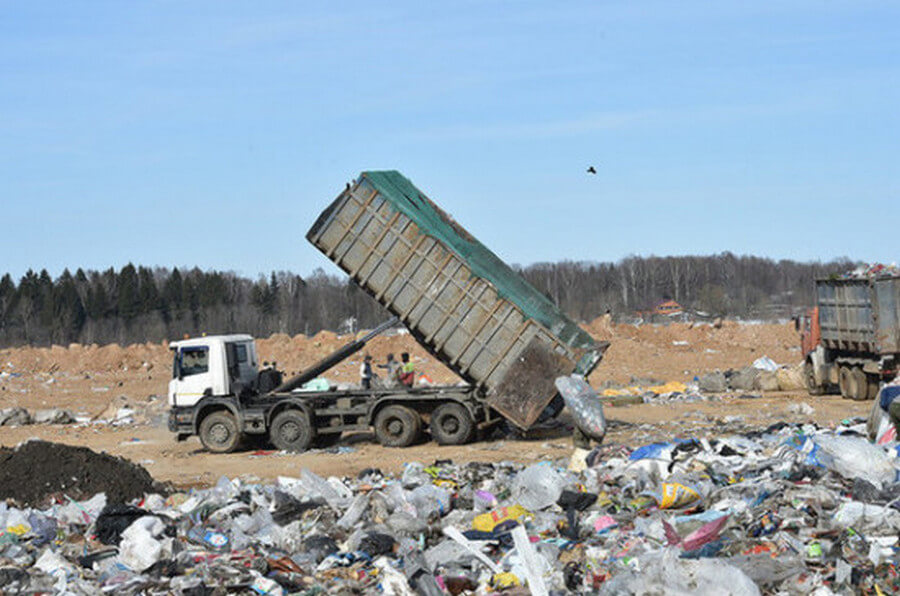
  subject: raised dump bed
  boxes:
[307,170,608,429]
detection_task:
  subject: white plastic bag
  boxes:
[813,434,898,490]
[118,516,169,572]
[511,463,568,510]
[555,375,606,441]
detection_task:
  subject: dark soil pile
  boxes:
[0,440,164,506]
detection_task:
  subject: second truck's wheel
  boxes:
[804,363,825,396]
[867,375,881,400]
[199,411,242,453]
[850,368,869,401]
[374,405,421,447]
[431,402,475,445]
[270,409,314,452]
[838,366,852,399]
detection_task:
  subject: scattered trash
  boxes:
[0,420,897,592]
[31,408,76,425]
[751,356,778,372]
[842,262,900,279]
[787,402,815,416]
[0,407,31,428]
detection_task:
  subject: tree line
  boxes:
[0,253,854,347]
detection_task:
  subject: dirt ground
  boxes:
[0,320,873,489]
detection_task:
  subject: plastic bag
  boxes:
[408,484,451,520]
[94,504,150,545]
[751,356,778,372]
[511,463,568,511]
[652,481,702,509]
[813,434,898,489]
[119,516,169,572]
[601,549,760,595]
[555,375,606,441]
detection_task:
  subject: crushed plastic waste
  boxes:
[6,421,900,593]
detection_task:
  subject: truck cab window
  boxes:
[235,344,248,363]
[181,347,209,377]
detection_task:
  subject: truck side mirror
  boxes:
[793,316,800,332]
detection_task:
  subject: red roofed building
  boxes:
[654,300,683,316]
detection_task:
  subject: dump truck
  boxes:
[799,276,900,399]
[168,170,608,452]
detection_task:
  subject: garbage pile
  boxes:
[592,357,806,405]
[0,394,164,428]
[697,356,805,394]
[0,407,76,427]
[842,263,900,279]
[590,376,712,407]
[4,422,900,594]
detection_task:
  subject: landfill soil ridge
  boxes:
[0,320,801,388]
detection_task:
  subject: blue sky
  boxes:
[1,1,897,280]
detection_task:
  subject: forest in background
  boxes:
[0,253,854,347]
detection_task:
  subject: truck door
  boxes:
[171,345,212,407]
[225,342,257,386]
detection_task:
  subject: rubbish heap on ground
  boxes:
[4,412,900,594]
[593,355,806,406]
[697,356,806,394]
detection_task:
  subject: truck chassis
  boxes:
[168,385,500,453]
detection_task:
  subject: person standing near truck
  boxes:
[399,352,415,387]
[378,353,401,387]
[360,354,374,389]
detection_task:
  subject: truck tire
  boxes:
[270,409,314,452]
[374,405,421,447]
[850,368,869,401]
[838,366,852,399]
[867,375,881,400]
[431,402,475,445]
[199,411,242,453]
[805,363,825,396]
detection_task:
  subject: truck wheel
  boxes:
[270,409,314,452]
[805,363,825,396]
[838,366,852,399]
[850,368,869,401]
[431,402,475,445]
[374,405,421,447]
[867,375,881,400]
[199,411,242,453]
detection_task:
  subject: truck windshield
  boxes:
[179,346,209,377]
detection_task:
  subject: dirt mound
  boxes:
[0,440,164,506]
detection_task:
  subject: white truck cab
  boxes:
[168,335,259,407]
